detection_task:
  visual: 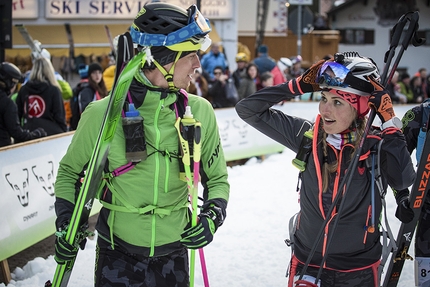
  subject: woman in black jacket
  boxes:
[77,62,108,114]
[236,52,415,287]
[16,57,67,136]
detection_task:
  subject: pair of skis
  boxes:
[174,107,211,287]
[45,32,138,287]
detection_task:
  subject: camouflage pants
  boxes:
[94,238,189,287]
[288,255,379,287]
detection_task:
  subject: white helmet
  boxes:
[317,52,380,96]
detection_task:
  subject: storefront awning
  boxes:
[7,24,131,58]
[7,22,221,58]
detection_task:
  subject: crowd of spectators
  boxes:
[1,43,109,148]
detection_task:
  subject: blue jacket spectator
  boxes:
[201,42,229,80]
[252,44,276,75]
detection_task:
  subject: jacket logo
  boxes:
[357,166,365,175]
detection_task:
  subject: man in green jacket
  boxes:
[53,3,230,286]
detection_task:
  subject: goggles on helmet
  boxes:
[131,5,211,51]
[316,61,350,89]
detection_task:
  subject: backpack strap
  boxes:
[366,140,398,281]
[416,99,430,163]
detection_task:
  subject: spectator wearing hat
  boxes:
[0,62,47,147]
[398,72,415,103]
[232,52,249,89]
[201,42,229,80]
[252,44,276,75]
[289,55,305,78]
[277,57,293,81]
[77,62,108,114]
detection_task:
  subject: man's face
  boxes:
[213,69,223,79]
[170,52,201,89]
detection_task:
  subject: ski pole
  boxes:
[379,13,408,86]
[297,12,420,285]
[369,152,376,233]
[192,123,210,287]
[174,115,197,287]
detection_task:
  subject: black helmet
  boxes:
[0,62,23,95]
[131,2,212,52]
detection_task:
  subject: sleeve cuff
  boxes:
[381,117,402,130]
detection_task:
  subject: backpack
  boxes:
[416,99,430,163]
[70,81,89,130]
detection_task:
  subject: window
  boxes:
[339,29,374,45]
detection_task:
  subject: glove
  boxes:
[30,127,47,139]
[180,203,225,249]
[294,59,327,93]
[54,222,89,265]
[367,76,395,123]
[395,189,415,224]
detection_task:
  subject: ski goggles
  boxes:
[131,5,212,51]
[316,61,350,89]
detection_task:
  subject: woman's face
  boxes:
[91,70,102,84]
[319,90,357,134]
[248,65,258,79]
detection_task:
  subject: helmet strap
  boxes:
[151,51,183,91]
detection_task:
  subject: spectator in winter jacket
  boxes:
[232,52,249,89]
[16,57,67,136]
[237,63,258,100]
[397,72,414,103]
[0,62,47,147]
[252,44,276,75]
[236,52,415,287]
[77,62,108,114]
[53,3,229,287]
[200,42,229,80]
[208,66,235,108]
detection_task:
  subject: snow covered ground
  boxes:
[1,104,417,287]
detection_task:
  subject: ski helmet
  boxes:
[0,62,23,95]
[317,51,380,96]
[235,52,249,63]
[131,3,212,54]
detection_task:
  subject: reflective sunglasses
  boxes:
[316,61,350,88]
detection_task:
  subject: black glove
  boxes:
[294,59,327,93]
[395,189,415,224]
[54,222,89,265]
[30,127,47,139]
[367,76,395,123]
[181,200,226,249]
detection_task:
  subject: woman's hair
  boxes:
[319,114,367,193]
[89,72,108,98]
[29,57,61,91]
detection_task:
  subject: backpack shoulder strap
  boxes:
[366,140,399,281]
[417,99,430,162]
